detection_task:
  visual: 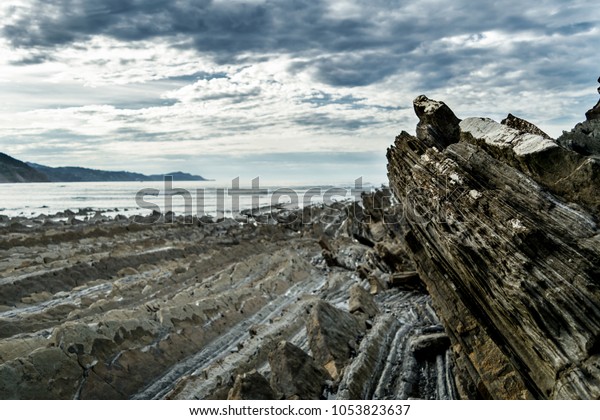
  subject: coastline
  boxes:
[0,191,453,399]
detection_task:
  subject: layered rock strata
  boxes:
[0,198,455,400]
[387,91,600,399]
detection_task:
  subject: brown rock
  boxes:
[268,341,331,400]
[306,301,364,379]
[387,94,600,399]
[228,370,275,400]
[387,271,425,291]
[348,284,379,318]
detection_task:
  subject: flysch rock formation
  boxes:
[387,82,600,399]
[3,83,598,401]
[0,193,456,400]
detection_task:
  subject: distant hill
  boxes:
[0,152,208,183]
[0,153,49,183]
[28,163,149,182]
[29,163,208,182]
[146,171,208,181]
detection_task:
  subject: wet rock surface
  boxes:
[387,90,600,399]
[0,196,456,400]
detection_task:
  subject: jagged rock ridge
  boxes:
[386,84,600,399]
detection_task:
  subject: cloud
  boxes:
[3,1,598,91]
[0,0,599,183]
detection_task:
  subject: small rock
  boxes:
[410,333,450,360]
[348,284,379,318]
[117,267,139,277]
[387,271,425,291]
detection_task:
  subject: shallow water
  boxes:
[0,179,376,218]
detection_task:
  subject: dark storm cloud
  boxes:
[295,113,378,131]
[2,0,598,92]
[28,1,530,51]
[9,52,54,65]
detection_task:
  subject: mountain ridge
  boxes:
[0,154,209,183]
[0,153,49,183]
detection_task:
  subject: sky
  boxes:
[0,0,598,184]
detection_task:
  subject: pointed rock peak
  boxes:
[585,77,600,121]
[501,113,552,140]
[412,95,461,151]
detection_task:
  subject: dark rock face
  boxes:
[228,371,275,400]
[501,113,552,139]
[410,333,450,360]
[268,341,331,400]
[584,77,600,121]
[558,79,600,155]
[387,94,600,399]
[586,101,600,121]
[413,95,461,150]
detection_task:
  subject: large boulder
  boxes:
[306,301,365,380]
[228,370,275,400]
[413,95,461,150]
[268,341,331,400]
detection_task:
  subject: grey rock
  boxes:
[557,119,600,156]
[460,116,600,214]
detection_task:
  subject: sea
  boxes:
[0,179,380,219]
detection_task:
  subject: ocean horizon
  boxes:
[0,178,385,218]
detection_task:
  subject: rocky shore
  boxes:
[2,82,599,400]
[0,194,455,399]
